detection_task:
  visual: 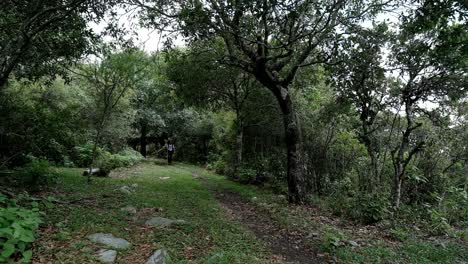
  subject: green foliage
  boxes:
[350,193,390,224]
[320,226,347,252]
[0,195,42,263]
[72,144,96,167]
[389,227,410,241]
[96,148,144,174]
[15,158,58,188]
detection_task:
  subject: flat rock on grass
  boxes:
[87,233,131,249]
[146,249,168,264]
[118,185,134,195]
[96,249,117,263]
[145,217,186,228]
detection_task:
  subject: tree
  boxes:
[72,50,149,181]
[332,23,391,191]
[0,0,113,89]
[137,0,385,203]
[388,1,467,208]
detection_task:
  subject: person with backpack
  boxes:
[166,140,175,164]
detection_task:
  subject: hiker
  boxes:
[166,140,175,164]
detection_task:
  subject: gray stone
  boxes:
[87,233,131,249]
[145,249,168,264]
[145,217,186,228]
[96,249,117,263]
[159,177,170,180]
[118,186,133,195]
[347,240,359,247]
[120,206,137,214]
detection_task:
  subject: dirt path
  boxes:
[212,189,322,264]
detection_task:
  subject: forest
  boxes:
[0,0,467,263]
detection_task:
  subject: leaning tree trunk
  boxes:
[281,95,306,204]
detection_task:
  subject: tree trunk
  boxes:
[88,129,102,183]
[282,97,306,204]
[393,164,403,208]
[140,122,147,157]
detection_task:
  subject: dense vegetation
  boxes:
[0,0,466,263]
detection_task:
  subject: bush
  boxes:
[349,192,390,224]
[0,195,42,263]
[237,167,258,184]
[72,144,96,167]
[320,226,347,252]
[96,148,144,174]
[15,158,58,188]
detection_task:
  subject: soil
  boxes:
[213,189,323,264]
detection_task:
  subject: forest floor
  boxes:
[31,160,467,263]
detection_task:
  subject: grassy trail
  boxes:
[32,161,467,264]
[33,161,274,263]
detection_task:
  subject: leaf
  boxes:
[1,241,15,258]
[19,231,35,243]
[21,250,32,263]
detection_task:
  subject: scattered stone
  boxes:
[159,177,170,180]
[118,185,133,195]
[251,196,258,202]
[96,249,117,263]
[146,249,168,264]
[87,233,131,249]
[120,205,137,214]
[145,217,186,228]
[347,240,359,247]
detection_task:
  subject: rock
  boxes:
[120,206,137,214]
[87,233,131,249]
[83,168,108,177]
[347,240,359,247]
[96,249,117,263]
[146,249,168,264]
[118,185,133,195]
[277,195,287,200]
[159,177,170,180]
[145,217,186,228]
[251,196,258,202]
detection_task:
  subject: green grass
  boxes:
[32,161,468,263]
[34,162,271,263]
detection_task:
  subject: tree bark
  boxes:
[393,165,403,208]
[281,95,306,204]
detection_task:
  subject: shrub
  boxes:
[349,192,390,224]
[0,195,42,263]
[72,144,96,167]
[15,158,58,188]
[96,148,144,174]
[237,167,258,184]
[320,226,347,252]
